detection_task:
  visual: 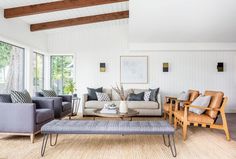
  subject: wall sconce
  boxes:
[163,63,169,72]
[217,62,224,72]
[100,63,106,72]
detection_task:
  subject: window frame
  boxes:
[0,40,25,90]
[33,52,45,92]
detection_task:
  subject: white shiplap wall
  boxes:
[48,24,236,112]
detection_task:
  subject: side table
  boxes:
[68,97,81,119]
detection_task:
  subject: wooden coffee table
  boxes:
[94,108,139,120]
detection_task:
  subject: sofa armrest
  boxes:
[58,95,72,102]
[79,94,88,117]
[0,103,36,133]
[32,97,54,110]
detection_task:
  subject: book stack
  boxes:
[100,108,117,114]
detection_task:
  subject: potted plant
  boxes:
[64,79,77,97]
[112,83,130,113]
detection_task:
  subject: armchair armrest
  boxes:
[0,103,36,133]
[58,95,72,102]
[164,96,177,103]
[185,104,221,111]
[32,97,54,110]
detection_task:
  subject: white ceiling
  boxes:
[0,0,129,33]
[130,0,236,43]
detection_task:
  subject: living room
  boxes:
[0,0,236,159]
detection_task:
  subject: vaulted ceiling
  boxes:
[0,0,129,32]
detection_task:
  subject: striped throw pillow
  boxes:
[10,90,32,103]
[42,89,57,97]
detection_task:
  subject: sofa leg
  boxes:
[30,134,35,143]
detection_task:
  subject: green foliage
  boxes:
[51,56,74,94]
[0,42,12,69]
[64,79,76,94]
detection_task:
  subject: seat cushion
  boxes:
[85,101,159,109]
[174,110,214,124]
[62,102,71,111]
[36,109,54,124]
[204,91,224,118]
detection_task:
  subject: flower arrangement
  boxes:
[112,83,130,101]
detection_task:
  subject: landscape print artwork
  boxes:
[120,56,148,84]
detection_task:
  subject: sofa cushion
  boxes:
[204,91,224,119]
[62,102,71,112]
[174,110,214,124]
[85,101,120,109]
[96,92,111,101]
[128,92,144,101]
[10,90,32,103]
[0,94,12,103]
[111,89,134,101]
[87,87,103,101]
[36,109,54,124]
[149,88,160,102]
[85,101,159,109]
[42,90,57,97]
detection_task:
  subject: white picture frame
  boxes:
[120,56,148,84]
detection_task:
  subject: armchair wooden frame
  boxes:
[163,96,177,124]
[174,97,230,141]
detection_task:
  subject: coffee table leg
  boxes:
[169,135,177,157]
[41,134,49,157]
[50,134,58,146]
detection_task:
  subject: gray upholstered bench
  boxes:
[41,120,176,157]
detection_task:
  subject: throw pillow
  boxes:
[41,89,57,97]
[189,95,212,115]
[144,91,151,101]
[177,91,189,101]
[96,92,111,101]
[149,88,160,102]
[87,87,103,100]
[10,90,32,103]
[128,92,144,101]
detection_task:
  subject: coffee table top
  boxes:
[94,108,139,118]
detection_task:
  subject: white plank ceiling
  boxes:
[0,0,129,33]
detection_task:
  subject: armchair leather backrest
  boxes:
[188,90,200,102]
[204,91,224,119]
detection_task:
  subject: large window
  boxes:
[50,56,74,94]
[0,41,25,93]
[33,52,44,93]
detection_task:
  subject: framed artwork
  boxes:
[120,56,148,84]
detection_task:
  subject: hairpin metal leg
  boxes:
[41,134,49,157]
[50,134,58,146]
[163,134,170,147]
[168,135,177,157]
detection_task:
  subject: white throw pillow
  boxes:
[189,95,211,115]
[144,91,151,101]
[177,91,189,101]
[96,92,111,101]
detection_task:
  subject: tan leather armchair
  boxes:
[174,91,230,141]
[164,90,199,124]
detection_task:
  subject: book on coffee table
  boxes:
[100,108,117,114]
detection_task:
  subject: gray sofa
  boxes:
[35,92,72,119]
[0,94,54,143]
[79,88,162,117]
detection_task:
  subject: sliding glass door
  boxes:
[0,41,25,93]
[50,56,73,94]
[33,52,44,93]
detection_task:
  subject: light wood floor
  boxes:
[1,116,236,159]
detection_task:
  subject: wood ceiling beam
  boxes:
[4,0,128,18]
[30,10,129,31]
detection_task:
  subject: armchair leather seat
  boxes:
[36,109,54,124]
[62,102,71,111]
[174,111,214,125]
